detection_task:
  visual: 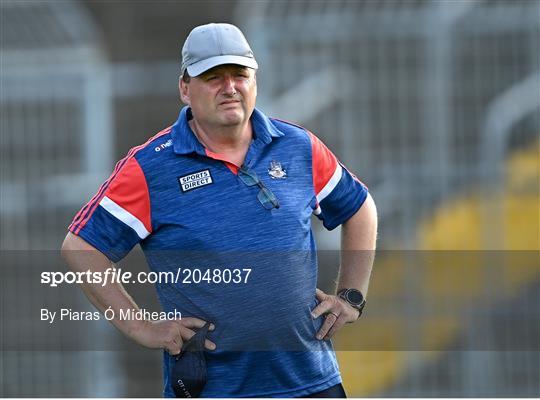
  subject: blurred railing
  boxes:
[235,0,540,396]
[1,0,118,396]
[1,0,113,250]
[236,0,540,249]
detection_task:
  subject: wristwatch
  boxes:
[337,288,366,317]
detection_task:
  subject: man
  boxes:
[62,23,377,398]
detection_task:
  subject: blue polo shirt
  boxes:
[69,106,368,397]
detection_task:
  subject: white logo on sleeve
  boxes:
[155,139,173,152]
[178,170,213,192]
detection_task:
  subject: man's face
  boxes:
[180,64,257,129]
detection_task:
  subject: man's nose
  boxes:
[221,76,236,95]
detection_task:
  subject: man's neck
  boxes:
[189,119,253,166]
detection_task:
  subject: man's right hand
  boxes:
[129,317,216,355]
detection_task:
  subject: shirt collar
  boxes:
[251,107,285,144]
[171,107,205,155]
[171,106,284,155]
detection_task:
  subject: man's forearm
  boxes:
[337,193,378,296]
[61,232,145,339]
[310,193,378,337]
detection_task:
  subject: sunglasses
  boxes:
[238,166,280,210]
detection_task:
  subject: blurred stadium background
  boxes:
[1,0,539,397]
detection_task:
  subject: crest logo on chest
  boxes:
[268,160,287,179]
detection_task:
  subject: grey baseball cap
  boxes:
[181,23,258,77]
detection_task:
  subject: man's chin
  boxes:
[218,112,244,126]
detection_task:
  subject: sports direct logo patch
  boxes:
[178,170,213,192]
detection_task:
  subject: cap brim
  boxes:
[186,55,258,77]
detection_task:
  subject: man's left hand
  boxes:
[311,288,359,340]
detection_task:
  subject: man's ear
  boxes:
[179,76,190,105]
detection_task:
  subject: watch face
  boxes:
[346,289,364,305]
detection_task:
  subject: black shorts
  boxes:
[303,383,347,398]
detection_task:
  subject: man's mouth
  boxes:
[219,100,240,106]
